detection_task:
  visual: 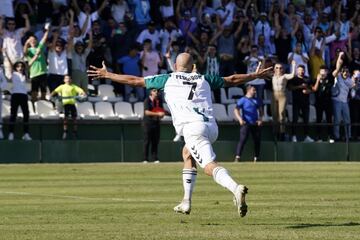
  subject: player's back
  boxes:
[163,72,215,134]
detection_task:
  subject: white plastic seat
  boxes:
[114,102,139,120]
[76,101,100,120]
[220,88,234,104]
[227,103,237,121]
[213,103,232,121]
[286,104,293,122]
[134,102,144,118]
[228,87,244,100]
[94,101,117,119]
[263,89,272,104]
[161,103,172,121]
[89,84,123,102]
[309,105,316,123]
[1,100,10,117]
[262,104,272,122]
[34,100,60,119]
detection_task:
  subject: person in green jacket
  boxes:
[50,75,85,140]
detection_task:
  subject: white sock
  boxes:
[182,168,197,200]
[212,167,238,194]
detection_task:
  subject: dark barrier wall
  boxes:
[0,121,358,163]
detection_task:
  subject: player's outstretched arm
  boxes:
[87,61,145,87]
[223,63,273,86]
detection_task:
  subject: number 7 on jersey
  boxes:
[182,81,197,100]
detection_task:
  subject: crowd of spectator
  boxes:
[0,0,360,142]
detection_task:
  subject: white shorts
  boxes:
[183,121,218,168]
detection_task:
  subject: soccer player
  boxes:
[88,53,272,217]
[50,75,85,140]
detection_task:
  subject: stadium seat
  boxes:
[88,84,123,102]
[161,103,172,121]
[34,100,60,119]
[94,101,117,120]
[213,103,232,121]
[309,105,316,123]
[227,103,239,121]
[1,100,10,118]
[134,102,144,118]
[263,89,272,104]
[220,88,235,104]
[262,104,272,122]
[114,102,139,120]
[228,87,244,100]
[286,104,293,122]
[76,102,100,120]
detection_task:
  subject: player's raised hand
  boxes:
[87,61,108,79]
[255,62,273,79]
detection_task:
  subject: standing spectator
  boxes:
[117,46,144,101]
[312,65,334,142]
[309,38,326,82]
[8,61,31,141]
[210,25,235,76]
[288,65,314,142]
[47,30,72,92]
[159,18,182,56]
[244,45,265,105]
[1,15,30,79]
[254,12,271,47]
[72,0,109,34]
[331,52,355,141]
[111,0,130,24]
[136,21,160,50]
[164,40,180,72]
[176,8,197,45]
[141,39,162,77]
[159,0,175,19]
[350,69,360,140]
[71,31,93,94]
[50,75,85,140]
[273,12,292,65]
[128,0,151,31]
[271,60,296,140]
[0,0,14,18]
[234,85,263,163]
[0,69,7,139]
[110,22,136,67]
[288,41,309,76]
[143,88,165,163]
[24,24,50,102]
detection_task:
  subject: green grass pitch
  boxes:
[0,162,359,240]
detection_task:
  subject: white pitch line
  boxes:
[0,191,159,203]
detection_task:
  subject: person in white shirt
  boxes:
[136,21,160,50]
[111,0,130,23]
[288,42,310,77]
[47,30,72,92]
[8,61,32,141]
[72,0,109,34]
[0,15,31,79]
[0,69,7,139]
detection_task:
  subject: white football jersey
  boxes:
[145,72,225,135]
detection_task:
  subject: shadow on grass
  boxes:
[286,222,360,229]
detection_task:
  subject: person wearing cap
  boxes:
[24,23,50,101]
[70,31,93,94]
[255,12,271,49]
[143,88,165,163]
[47,29,72,93]
[136,21,160,50]
[7,61,32,141]
[234,85,263,163]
